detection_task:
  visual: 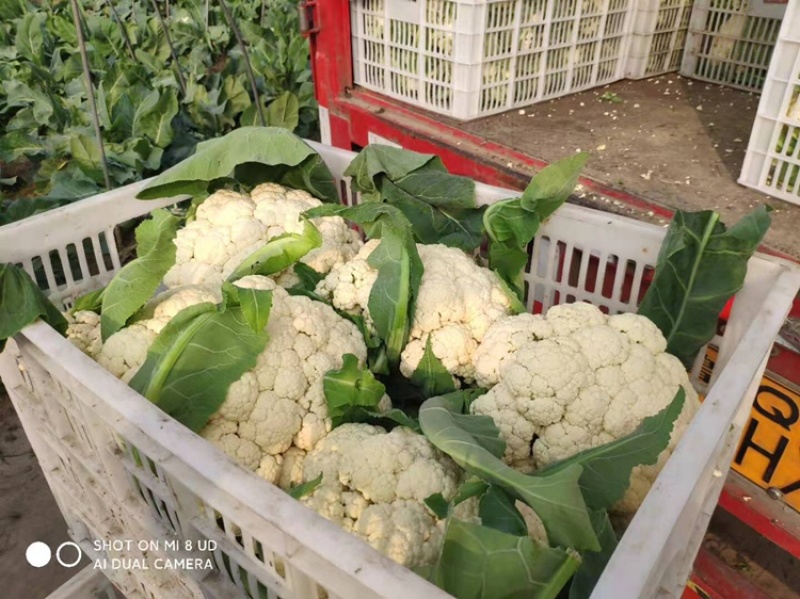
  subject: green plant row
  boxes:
[0,0,317,224]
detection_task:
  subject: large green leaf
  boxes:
[537,388,686,510]
[569,511,618,599]
[479,486,528,536]
[344,145,482,251]
[323,353,387,427]
[520,152,588,219]
[0,264,67,352]
[136,127,338,202]
[0,130,48,162]
[486,154,588,299]
[305,202,423,368]
[70,134,105,182]
[222,75,252,119]
[266,91,299,131]
[410,335,457,398]
[101,209,180,340]
[134,88,179,148]
[367,223,423,368]
[15,13,48,64]
[382,179,486,252]
[419,395,599,551]
[430,520,580,599]
[226,219,322,282]
[2,80,55,126]
[638,207,772,367]
[129,290,272,432]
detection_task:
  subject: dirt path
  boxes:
[0,391,82,599]
[457,76,800,258]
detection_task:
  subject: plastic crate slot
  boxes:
[604,10,627,36]
[427,0,456,27]
[363,40,384,64]
[552,0,577,20]
[102,229,120,272]
[425,55,452,82]
[520,0,547,25]
[549,20,575,46]
[363,14,384,40]
[485,29,515,59]
[486,1,516,30]
[518,24,545,52]
[513,69,540,103]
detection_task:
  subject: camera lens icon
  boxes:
[26,541,83,568]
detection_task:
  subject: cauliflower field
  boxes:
[0,127,773,599]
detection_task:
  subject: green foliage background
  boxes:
[0,0,317,223]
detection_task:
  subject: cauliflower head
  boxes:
[316,241,515,382]
[95,285,221,383]
[164,185,362,289]
[65,310,102,358]
[470,301,700,513]
[200,276,371,487]
[299,423,465,568]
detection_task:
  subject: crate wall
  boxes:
[351,0,634,120]
[680,0,788,92]
[627,0,695,79]
[740,3,800,204]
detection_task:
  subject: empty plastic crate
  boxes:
[350,0,634,120]
[626,0,695,78]
[680,0,788,92]
[740,1,800,204]
[2,142,800,598]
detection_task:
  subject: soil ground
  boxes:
[0,390,88,599]
[456,75,800,258]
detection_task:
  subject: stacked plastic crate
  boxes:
[740,2,800,204]
[350,0,634,120]
[627,0,695,78]
[681,0,788,92]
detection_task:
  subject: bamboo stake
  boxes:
[148,0,187,96]
[105,0,135,59]
[219,0,266,126]
[69,0,111,190]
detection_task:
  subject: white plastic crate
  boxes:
[350,0,634,120]
[740,1,800,204]
[626,0,695,79]
[680,0,788,92]
[1,142,800,599]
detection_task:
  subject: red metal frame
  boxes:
[308,1,800,591]
[682,548,772,599]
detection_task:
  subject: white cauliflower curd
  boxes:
[316,241,516,382]
[201,276,372,487]
[65,310,102,358]
[298,423,468,568]
[91,275,375,488]
[469,301,700,513]
[163,184,362,289]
